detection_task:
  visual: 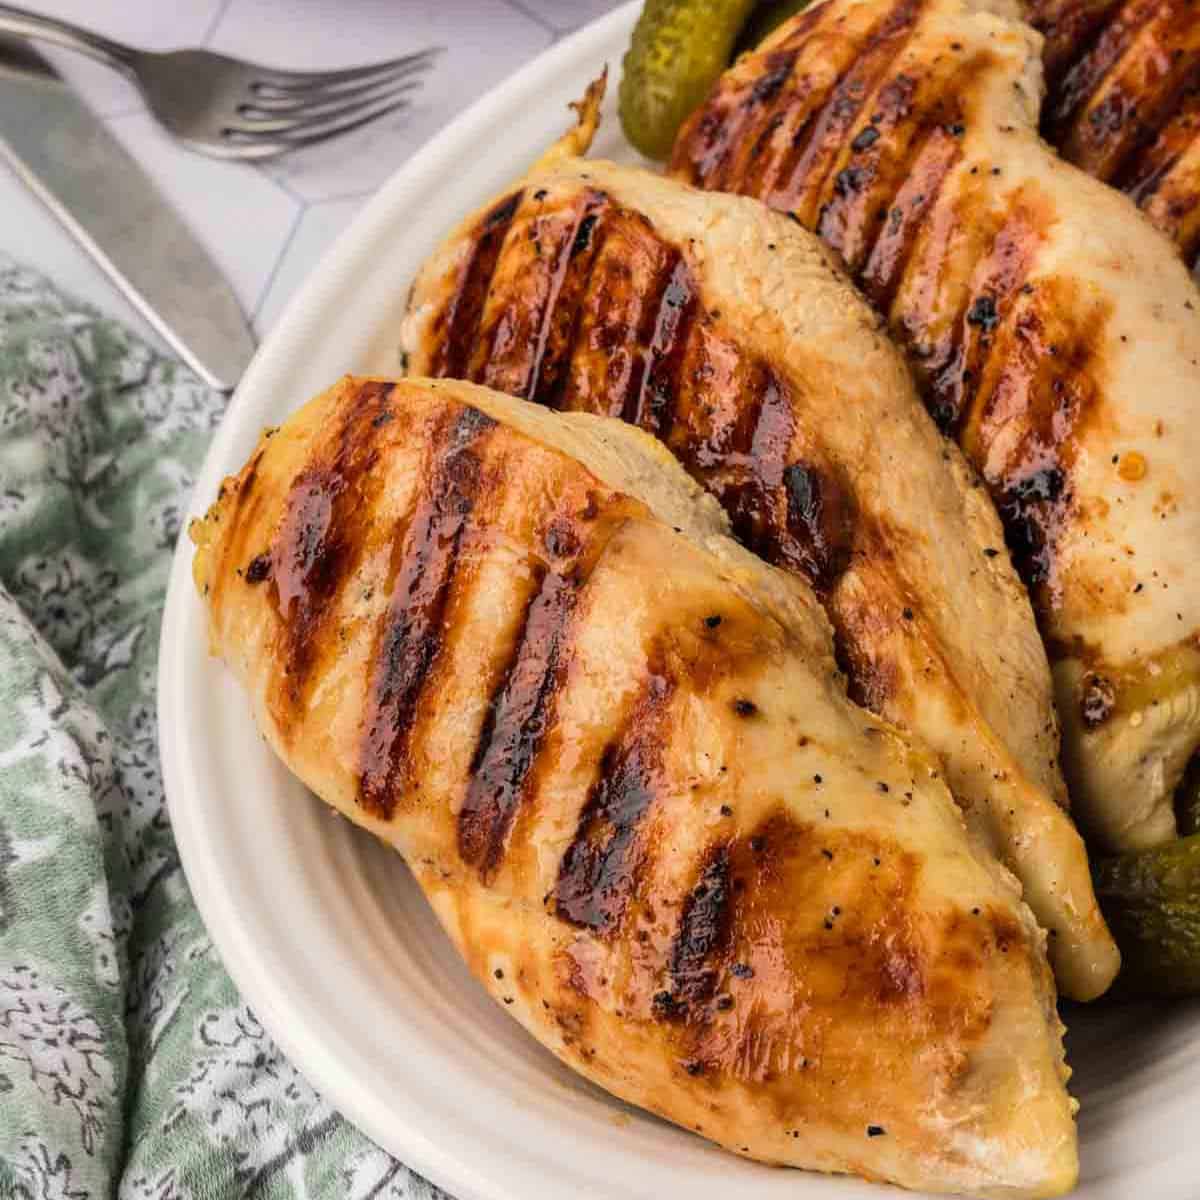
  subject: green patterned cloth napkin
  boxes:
[0,260,447,1200]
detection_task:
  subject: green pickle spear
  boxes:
[619,0,758,159]
[1175,753,1200,837]
[1094,835,1200,997]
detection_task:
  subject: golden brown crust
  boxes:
[1031,0,1200,268]
[400,142,1118,997]
[193,375,1078,1197]
[670,0,1200,853]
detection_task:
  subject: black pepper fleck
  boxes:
[245,553,272,584]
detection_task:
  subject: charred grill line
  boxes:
[526,192,612,408]
[1042,0,1160,142]
[458,506,639,880]
[1122,95,1200,201]
[667,846,733,1009]
[1030,0,1200,266]
[554,668,675,933]
[671,1,1119,601]
[357,406,496,819]
[270,380,395,718]
[628,255,697,438]
[927,198,1045,437]
[457,566,580,877]
[433,191,523,380]
[771,0,926,228]
[859,126,963,312]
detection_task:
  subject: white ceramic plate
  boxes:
[159,5,1200,1198]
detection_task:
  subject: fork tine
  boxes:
[275,94,414,146]
[245,58,433,112]
[253,48,441,95]
[226,80,421,135]
[222,93,413,152]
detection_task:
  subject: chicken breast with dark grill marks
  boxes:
[400,93,1118,1000]
[1029,0,1200,270]
[192,375,1077,1199]
[671,0,1200,855]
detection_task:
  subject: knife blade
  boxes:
[0,37,256,391]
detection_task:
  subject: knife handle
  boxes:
[0,4,134,75]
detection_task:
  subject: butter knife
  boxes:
[0,36,256,391]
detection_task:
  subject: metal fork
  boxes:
[0,3,440,160]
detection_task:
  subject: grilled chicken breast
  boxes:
[1030,0,1200,270]
[400,95,1117,1000]
[192,375,1077,1198]
[671,0,1200,854]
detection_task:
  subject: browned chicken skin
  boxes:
[401,88,1118,999]
[1030,0,1200,269]
[671,0,1200,855]
[192,376,1078,1198]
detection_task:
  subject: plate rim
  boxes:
[158,7,646,1200]
[157,3,1200,1198]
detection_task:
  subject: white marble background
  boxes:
[2,0,623,350]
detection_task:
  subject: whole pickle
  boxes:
[619,0,757,160]
[1094,835,1200,997]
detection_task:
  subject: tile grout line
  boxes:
[256,168,309,209]
[270,185,375,208]
[497,0,560,36]
[250,203,307,325]
[201,0,236,47]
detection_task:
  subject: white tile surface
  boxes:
[508,0,622,34]
[254,195,364,335]
[0,0,622,382]
[103,111,300,317]
[212,0,554,203]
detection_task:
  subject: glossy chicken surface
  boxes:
[1030,0,1200,269]
[400,103,1117,999]
[671,0,1200,854]
[193,376,1077,1198]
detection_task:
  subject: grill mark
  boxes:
[627,254,697,438]
[270,380,396,720]
[535,197,613,410]
[1031,0,1128,84]
[668,846,733,1008]
[859,126,963,312]
[967,277,1111,600]
[475,191,611,400]
[771,0,926,229]
[1043,0,1165,146]
[733,71,809,201]
[558,211,679,420]
[435,194,861,597]
[357,406,496,819]
[929,195,1047,438]
[1058,1,1200,182]
[554,667,675,934]
[457,509,632,879]
[710,51,805,196]
[431,192,522,380]
[457,567,576,875]
[819,61,974,275]
[1122,91,1200,201]
[688,41,813,191]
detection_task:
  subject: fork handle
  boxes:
[0,3,135,74]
